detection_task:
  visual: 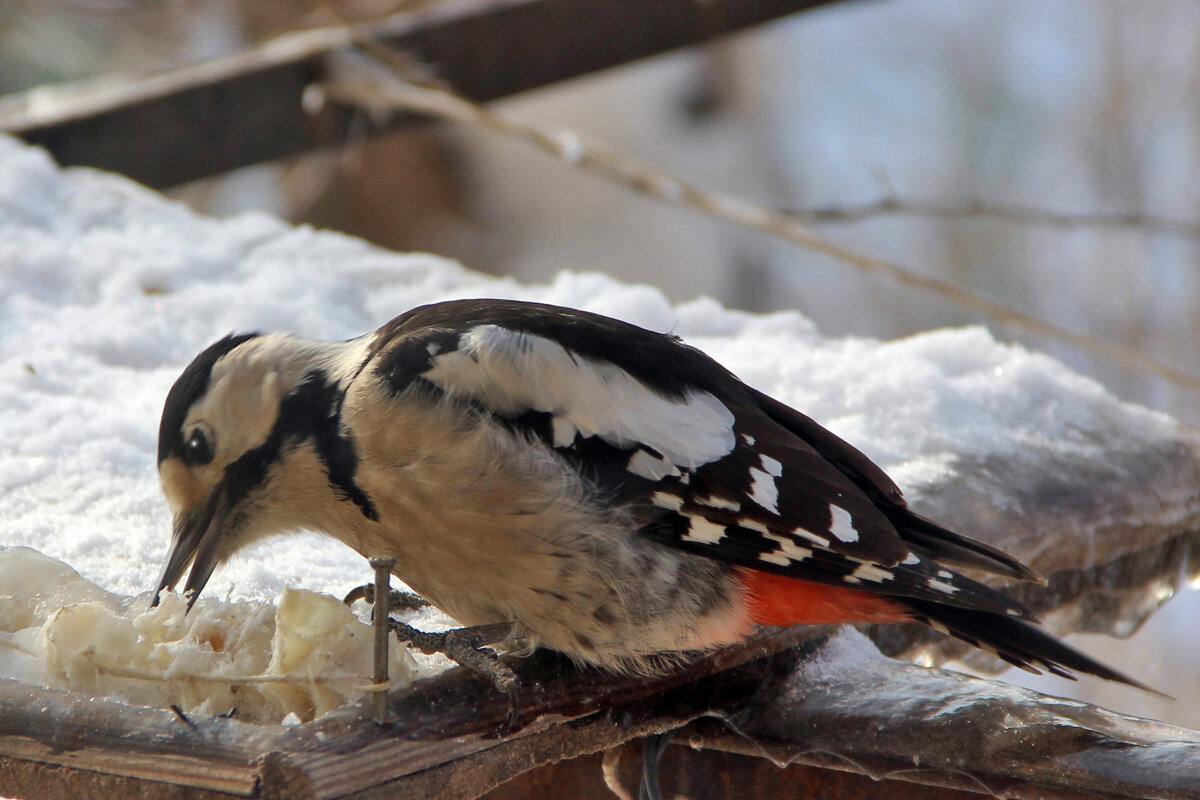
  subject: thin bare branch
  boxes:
[320,50,1200,396]
[789,196,1200,238]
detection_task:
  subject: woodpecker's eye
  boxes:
[184,428,214,465]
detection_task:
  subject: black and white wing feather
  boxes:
[370,300,1039,620]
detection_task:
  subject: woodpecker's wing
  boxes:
[746,388,1041,582]
[371,300,1034,618]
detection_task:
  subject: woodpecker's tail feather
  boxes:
[893,510,1045,584]
[906,599,1163,695]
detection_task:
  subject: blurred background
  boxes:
[3,0,1199,726]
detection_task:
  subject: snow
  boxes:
[0,133,1191,719]
[799,627,890,678]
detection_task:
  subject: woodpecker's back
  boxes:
[154,299,1149,689]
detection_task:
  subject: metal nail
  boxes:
[369,556,397,725]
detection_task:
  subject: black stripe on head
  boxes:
[222,370,379,521]
[159,334,260,465]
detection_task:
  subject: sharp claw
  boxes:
[343,584,370,606]
[387,619,519,721]
[387,589,433,613]
[343,583,432,612]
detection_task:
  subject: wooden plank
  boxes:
[0,0,844,189]
[302,642,1200,800]
[4,617,1200,800]
[0,627,820,800]
[0,739,256,796]
[0,679,267,796]
[0,754,251,800]
[262,626,822,798]
[309,644,808,800]
[481,747,993,800]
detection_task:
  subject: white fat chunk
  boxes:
[1,547,415,723]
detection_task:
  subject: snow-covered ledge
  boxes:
[1,134,1199,796]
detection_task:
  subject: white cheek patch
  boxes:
[426,325,737,469]
[747,455,784,515]
[198,336,305,460]
[828,504,860,543]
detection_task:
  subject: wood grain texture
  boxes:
[0,626,818,800]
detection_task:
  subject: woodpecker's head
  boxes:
[153,332,345,606]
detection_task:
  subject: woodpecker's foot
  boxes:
[342,584,432,613]
[388,620,520,723]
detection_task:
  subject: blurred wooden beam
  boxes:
[0,0,846,189]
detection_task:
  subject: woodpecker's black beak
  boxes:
[153,484,233,609]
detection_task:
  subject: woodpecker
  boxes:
[154,299,1144,688]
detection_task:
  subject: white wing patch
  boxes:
[697,493,740,512]
[551,416,577,447]
[828,504,860,543]
[792,527,828,546]
[683,517,728,545]
[628,449,682,481]
[748,455,784,514]
[757,532,813,567]
[844,562,893,584]
[651,491,684,511]
[425,325,737,468]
